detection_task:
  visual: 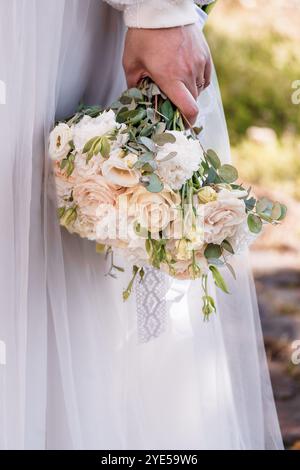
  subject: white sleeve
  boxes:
[104,0,199,29]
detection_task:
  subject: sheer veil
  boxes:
[0,0,283,449]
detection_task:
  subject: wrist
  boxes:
[124,0,198,29]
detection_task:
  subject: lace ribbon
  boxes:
[135,267,168,343]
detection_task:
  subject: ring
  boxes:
[196,79,206,90]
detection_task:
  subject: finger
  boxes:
[158,79,199,126]
[203,57,212,89]
[125,68,148,88]
[195,76,205,96]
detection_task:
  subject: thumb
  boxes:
[157,80,199,126]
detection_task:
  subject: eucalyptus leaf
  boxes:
[125,87,143,101]
[119,95,132,105]
[271,201,282,220]
[204,244,222,259]
[143,173,164,193]
[154,122,166,135]
[206,149,221,169]
[150,83,161,96]
[218,164,238,183]
[133,152,154,169]
[221,239,234,254]
[139,136,156,152]
[245,197,256,211]
[278,204,287,221]
[141,161,158,173]
[247,214,263,234]
[256,197,270,214]
[152,132,176,146]
[157,151,177,163]
[140,124,156,137]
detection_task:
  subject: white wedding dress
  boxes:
[0,0,283,450]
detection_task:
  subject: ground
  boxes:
[250,190,300,449]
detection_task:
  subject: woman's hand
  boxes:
[122,23,212,124]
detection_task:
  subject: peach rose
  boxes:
[201,189,247,245]
[72,175,119,240]
[120,184,181,235]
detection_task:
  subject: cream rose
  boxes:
[102,151,140,187]
[121,185,181,235]
[201,189,247,245]
[49,123,72,160]
[72,175,119,240]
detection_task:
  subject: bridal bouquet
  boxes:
[49,79,286,319]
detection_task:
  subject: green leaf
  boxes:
[141,160,158,173]
[145,238,152,255]
[57,207,65,219]
[206,149,221,169]
[60,158,68,170]
[154,122,166,135]
[160,99,174,122]
[152,132,176,146]
[245,197,256,211]
[278,204,287,221]
[247,213,263,234]
[143,173,164,193]
[149,83,161,96]
[206,166,220,184]
[157,151,177,163]
[139,136,156,152]
[100,136,110,158]
[133,152,154,169]
[140,124,156,137]
[125,87,143,101]
[82,136,99,154]
[256,197,270,214]
[271,201,282,220]
[221,239,235,254]
[204,244,222,259]
[96,243,106,254]
[218,164,238,183]
[209,265,230,294]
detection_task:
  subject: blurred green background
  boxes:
[205,0,300,449]
[207,0,300,198]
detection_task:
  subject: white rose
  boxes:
[121,238,149,266]
[74,152,103,178]
[72,110,121,152]
[201,189,247,245]
[156,131,203,190]
[102,151,140,187]
[49,123,72,160]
